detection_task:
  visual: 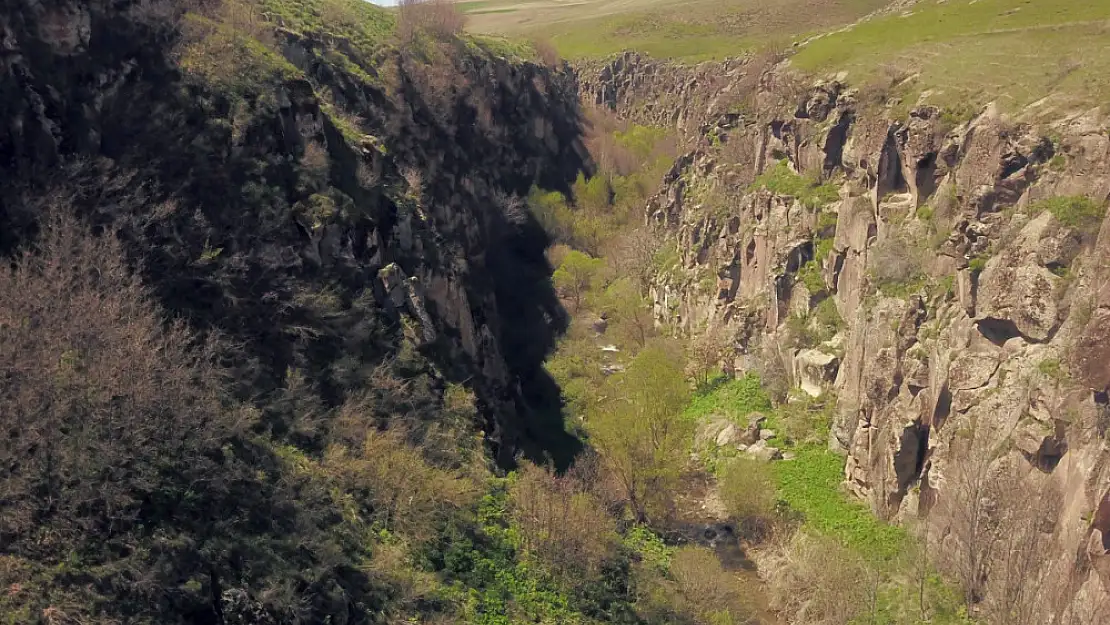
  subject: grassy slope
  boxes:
[792,0,1110,112]
[466,0,1110,111]
[464,0,892,62]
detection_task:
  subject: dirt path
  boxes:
[668,472,785,625]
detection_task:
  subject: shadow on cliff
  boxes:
[0,1,590,469]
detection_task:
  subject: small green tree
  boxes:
[553,249,604,312]
[718,456,777,520]
[601,277,655,348]
[588,341,692,523]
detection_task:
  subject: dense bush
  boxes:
[0,207,392,623]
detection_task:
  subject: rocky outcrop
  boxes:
[795,349,839,397]
[584,54,1110,617]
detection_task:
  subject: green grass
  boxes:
[1030,195,1107,234]
[467,0,891,62]
[684,373,774,423]
[179,13,302,94]
[798,260,827,294]
[774,447,910,562]
[550,13,751,63]
[260,0,395,58]
[682,376,908,562]
[792,0,1110,112]
[751,160,839,209]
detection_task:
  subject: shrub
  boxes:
[325,411,477,541]
[0,203,371,621]
[764,532,873,625]
[397,0,465,43]
[1038,358,1068,383]
[968,254,989,274]
[588,342,692,523]
[768,394,835,448]
[670,546,751,624]
[870,234,928,296]
[531,37,562,66]
[786,298,841,349]
[508,462,618,587]
[797,259,826,294]
[553,249,604,312]
[684,373,773,422]
[719,457,777,520]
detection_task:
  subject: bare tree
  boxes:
[687,322,734,389]
[935,432,1008,611]
[0,196,246,561]
[397,0,466,44]
[983,480,1062,625]
[763,531,872,625]
[508,461,618,588]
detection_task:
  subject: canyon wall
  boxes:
[1,0,591,467]
[583,51,1110,618]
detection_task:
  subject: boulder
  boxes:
[715,423,744,447]
[591,316,609,334]
[746,440,784,462]
[378,263,407,309]
[795,349,840,397]
[742,413,767,445]
[976,259,1059,342]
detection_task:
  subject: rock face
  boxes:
[1,0,591,467]
[585,55,1110,617]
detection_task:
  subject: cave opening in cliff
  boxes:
[915,152,938,203]
[932,384,952,431]
[894,422,930,494]
[877,131,909,200]
[976,317,1023,346]
[1026,427,1068,473]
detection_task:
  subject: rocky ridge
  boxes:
[583,51,1110,617]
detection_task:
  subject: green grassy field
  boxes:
[464,0,1110,111]
[464,0,892,62]
[792,0,1110,112]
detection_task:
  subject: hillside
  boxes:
[465,0,893,61]
[471,0,1110,112]
[2,1,595,621]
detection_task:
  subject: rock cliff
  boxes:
[1,0,590,467]
[584,52,1110,617]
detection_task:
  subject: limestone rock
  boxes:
[378,263,407,309]
[715,423,744,447]
[795,349,840,397]
[1013,419,1054,457]
[1074,308,1110,391]
[746,440,784,462]
[948,351,1002,391]
[591,317,609,334]
[695,418,733,449]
